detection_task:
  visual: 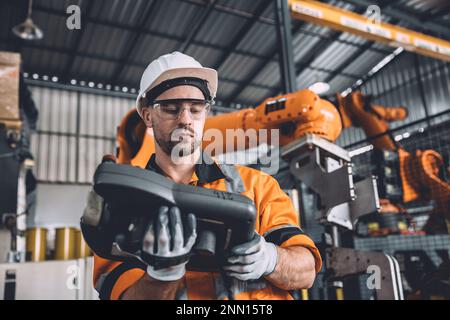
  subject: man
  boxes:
[92,52,321,300]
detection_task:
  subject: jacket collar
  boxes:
[145,152,226,185]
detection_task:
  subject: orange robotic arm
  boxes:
[336,91,407,150]
[203,89,342,153]
[399,148,450,222]
[116,89,343,165]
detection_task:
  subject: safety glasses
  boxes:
[152,98,211,120]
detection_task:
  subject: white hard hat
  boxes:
[136,51,218,117]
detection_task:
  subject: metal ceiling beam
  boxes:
[179,0,217,52]
[322,0,395,86]
[19,61,274,92]
[340,0,450,39]
[280,2,394,98]
[61,0,95,81]
[2,35,361,82]
[265,29,343,98]
[109,0,162,85]
[24,70,276,94]
[425,7,450,22]
[275,0,297,93]
[177,0,276,25]
[212,0,273,70]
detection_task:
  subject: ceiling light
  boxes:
[12,0,43,40]
[308,82,330,95]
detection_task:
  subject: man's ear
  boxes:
[141,107,153,128]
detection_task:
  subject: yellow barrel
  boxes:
[55,227,77,260]
[74,229,91,258]
[26,228,48,262]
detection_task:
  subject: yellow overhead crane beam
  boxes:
[288,0,450,62]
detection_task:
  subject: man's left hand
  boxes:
[223,233,278,281]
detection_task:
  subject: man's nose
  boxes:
[178,107,193,124]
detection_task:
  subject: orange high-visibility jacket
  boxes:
[93,154,322,300]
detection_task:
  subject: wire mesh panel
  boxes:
[336,53,450,149]
[332,52,450,234]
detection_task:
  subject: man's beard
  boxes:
[152,120,201,158]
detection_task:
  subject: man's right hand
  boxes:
[143,206,197,282]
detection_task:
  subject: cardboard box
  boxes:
[0,51,21,121]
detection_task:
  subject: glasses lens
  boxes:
[154,100,209,119]
[159,102,180,116]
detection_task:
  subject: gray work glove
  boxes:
[143,206,197,282]
[223,233,278,281]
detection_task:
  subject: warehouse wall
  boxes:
[29,85,134,184]
[28,84,134,227]
[33,184,90,228]
[335,52,450,149]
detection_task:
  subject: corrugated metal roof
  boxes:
[185,45,223,69]
[236,21,277,56]
[131,35,179,65]
[79,24,131,59]
[296,68,330,89]
[328,74,356,93]
[71,56,117,81]
[342,49,386,75]
[215,0,262,14]
[292,33,322,63]
[22,48,69,75]
[92,0,148,26]
[312,43,360,69]
[195,10,248,48]
[1,0,448,106]
[400,0,450,16]
[236,85,273,104]
[215,81,238,101]
[32,11,75,49]
[253,61,280,87]
[218,53,262,80]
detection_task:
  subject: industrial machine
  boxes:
[0,52,30,264]
[113,88,410,299]
[337,91,450,235]
[0,52,93,300]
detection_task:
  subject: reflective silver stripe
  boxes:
[95,273,108,294]
[214,275,268,299]
[216,164,251,299]
[176,283,188,300]
[263,224,303,238]
[219,164,246,193]
[217,164,267,299]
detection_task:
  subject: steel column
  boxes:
[275,0,297,93]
